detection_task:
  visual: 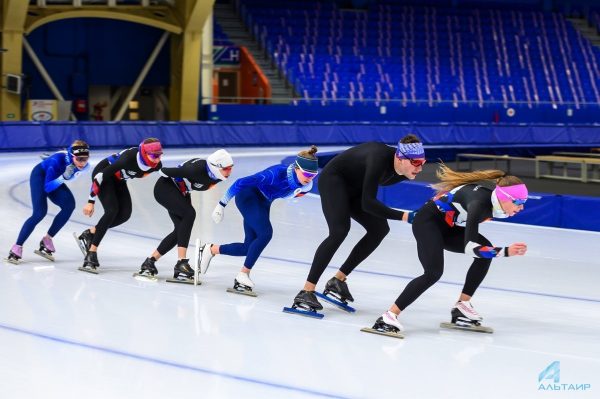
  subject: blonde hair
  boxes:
[298,145,318,159]
[143,137,160,144]
[71,139,88,147]
[432,163,524,195]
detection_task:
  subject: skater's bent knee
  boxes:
[62,204,76,214]
[368,224,390,239]
[184,208,196,219]
[260,230,273,242]
[423,270,443,284]
[329,226,350,241]
[30,212,47,223]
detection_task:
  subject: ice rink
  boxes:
[1,147,598,399]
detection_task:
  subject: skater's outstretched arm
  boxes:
[218,167,276,207]
[360,153,406,221]
[159,159,217,186]
[43,152,89,193]
[462,201,505,258]
[87,149,132,203]
[43,161,64,193]
[87,148,161,203]
[463,201,527,258]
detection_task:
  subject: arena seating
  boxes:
[238,0,600,107]
[590,10,600,34]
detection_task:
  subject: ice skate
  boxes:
[166,259,200,285]
[33,236,55,262]
[283,290,324,319]
[315,277,356,313]
[440,301,493,333]
[78,251,99,274]
[193,238,201,285]
[4,245,23,265]
[74,229,94,256]
[361,311,405,339]
[199,243,215,274]
[132,257,158,282]
[226,272,257,297]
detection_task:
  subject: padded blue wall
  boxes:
[1,122,599,151]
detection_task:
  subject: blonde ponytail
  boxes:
[431,163,506,195]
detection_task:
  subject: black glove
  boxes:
[62,163,77,180]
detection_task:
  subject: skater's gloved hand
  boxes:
[212,203,225,223]
[83,203,95,217]
[62,163,77,180]
[407,210,418,224]
[507,242,527,256]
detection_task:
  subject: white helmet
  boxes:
[207,149,233,181]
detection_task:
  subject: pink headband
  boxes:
[142,141,163,154]
[495,184,528,202]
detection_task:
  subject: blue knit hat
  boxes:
[295,154,318,173]
[396,142,425,159]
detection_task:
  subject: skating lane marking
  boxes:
[0,322,349,399]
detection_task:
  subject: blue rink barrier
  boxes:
[1,122,600,151]
[343,180,597,232]
[282,155,600,233]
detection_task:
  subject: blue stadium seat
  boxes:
[238,0,600,105]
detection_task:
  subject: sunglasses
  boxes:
[497,187,527,205]
[407,158,426,167]
[220,165,233,172]
[75,156,89,163]
[147,152,162,160]
[296,164,318,178]
[397,149,426,167]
